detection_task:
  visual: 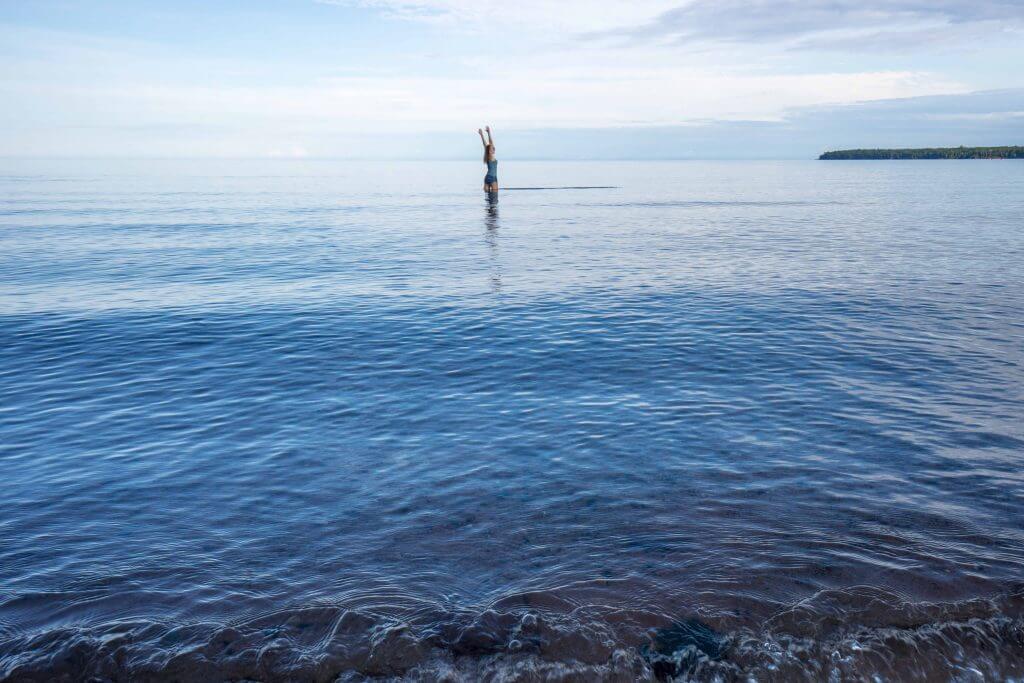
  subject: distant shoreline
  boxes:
[820,146,1024,160]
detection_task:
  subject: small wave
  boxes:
[502,187,620,191]
[590,200,845,208]
[2,587,1022,681]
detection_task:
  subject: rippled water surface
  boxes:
[2,160,1023,681]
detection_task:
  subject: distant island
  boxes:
[819,146,1024,160]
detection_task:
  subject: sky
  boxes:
[1,0,1023,159]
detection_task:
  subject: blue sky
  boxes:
[2,0,1023,158]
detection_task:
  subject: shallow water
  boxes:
[1,159,1023,681]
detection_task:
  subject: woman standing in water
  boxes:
[478,126,498,193]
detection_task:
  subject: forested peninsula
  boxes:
[819,146,1024,160]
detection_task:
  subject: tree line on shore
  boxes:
[819,146,1024,160]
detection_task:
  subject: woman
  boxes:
[478,126,498,193]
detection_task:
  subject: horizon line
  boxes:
[0,156,846,162]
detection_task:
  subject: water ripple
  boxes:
[1,160,1023,680]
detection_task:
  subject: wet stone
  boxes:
[642,618,728,679]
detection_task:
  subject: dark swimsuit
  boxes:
[484,159,498,186]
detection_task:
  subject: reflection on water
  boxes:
[1,160,1023,681]
[485,191,501,294]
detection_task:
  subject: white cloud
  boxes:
[0,2,1013,158]
[924,110,1024,121]
[4,68,966,133]
[316,0,679,33]
[585,0,1024,49]
[320,0,1024,53]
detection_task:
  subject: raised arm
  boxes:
[485,125,494,146]
[478,128,487,147]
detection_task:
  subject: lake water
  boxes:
[1,160,1022,681]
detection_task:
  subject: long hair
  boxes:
[484,144,495,163]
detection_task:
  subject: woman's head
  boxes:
[486,144,495,159]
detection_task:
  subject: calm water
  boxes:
[1,160,1023,681]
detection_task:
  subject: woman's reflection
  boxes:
[485,192,501,294]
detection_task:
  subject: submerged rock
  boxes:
[642,618,728,679]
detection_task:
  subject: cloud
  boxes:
[163,88,1024,159]
[0,19,972,155]
[0,68,966,134]
[318,0,1024,47]
[315,0,679,32]
[5,86,1018,160]
[592,0,1024,49]
[464,88,1024,160]
[2,3,1018,159]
